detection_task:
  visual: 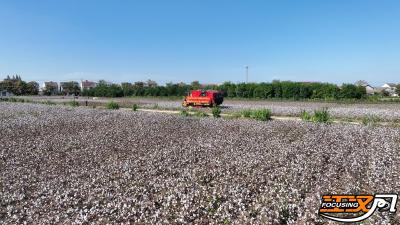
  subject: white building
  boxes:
[382,83,398,97]
[80,80,97,91]
[364,85,375,95]
[382,83,396,89]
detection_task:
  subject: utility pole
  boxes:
[245,66,249,83]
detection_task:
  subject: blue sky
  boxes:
[0,0,399,85]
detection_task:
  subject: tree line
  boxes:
[0,76,81,96]
[0,75,39,95]
[82,80,368,100]
[3,75,391,100]
[81,80,191,97]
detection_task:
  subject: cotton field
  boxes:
[1,102,400,224]
[141,100,400,121]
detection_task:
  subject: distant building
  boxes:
[382,83,397,89]
[80,80,97,90]
[365,85,375,95]
[382,83,398,97]
[0,90,13,97]
[98,80,114,86]
[355,80,375,95]
[44,81,58,90]
[60,81,80,95]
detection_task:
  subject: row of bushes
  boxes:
[3,75,398,100]
[0,75,39,95]
[81,80,369,100]
[219,81,367,99]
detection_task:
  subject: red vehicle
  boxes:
[182,90,224,107]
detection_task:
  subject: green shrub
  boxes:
[241,109,252,118]
[106,101,119,110]
[212,106,221,118]
[132,104,138,111]
[194,111,208,117]
[180,109,190,117]
[251,108,272,121]
[68,100,79,107]
[312,108,331,123]
[152,103,159,109]
[362,114,380,126]
[300,110,312,121]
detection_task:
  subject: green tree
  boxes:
[146,79,158,88]
[340,84,366,99]
[235,83,250,98]
[121,82,133,96]
[191,81,201,90]
[272,80,282,98]
[44,84,58,96]
[26,81,39,95]
[218,81,236,97]
[0,75,36,95]
[61,81,80,96]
